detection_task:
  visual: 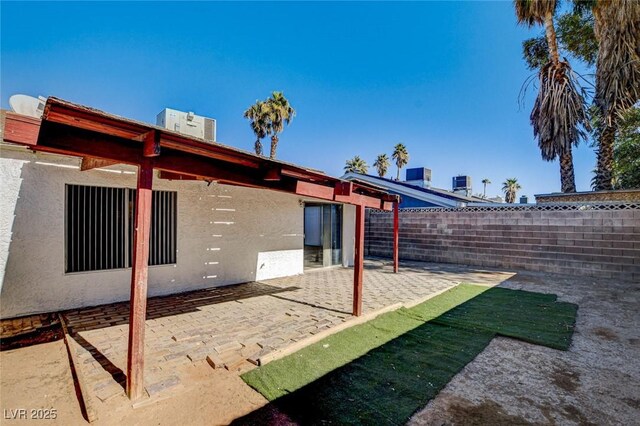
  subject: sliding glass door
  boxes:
[303,203,342,268]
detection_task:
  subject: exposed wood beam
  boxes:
[126,160,153,401]
[334,181,353,196]
[295,180,391,211]
[263,165,282,182]
[45,107,142,140]
[80,157,120,171]
[159,134,260,168]
[353,204,365,316]
[295,180,335,200]
[334,193,384,210]
[143,131,161,157]
[1,111,41,145]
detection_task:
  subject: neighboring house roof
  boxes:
[342,172,490,207]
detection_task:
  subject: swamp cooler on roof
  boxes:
[156,108,217,142]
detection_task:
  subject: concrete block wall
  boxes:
[365,208,640,281]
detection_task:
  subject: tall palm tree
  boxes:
[265,91,296,159]
[502,178,522,203]
[243,100,270,156]
[373,154,390,178]
[344,156,368,174]
[592,0,640,190]
[392,143,409,181]
[515,0,590,193]
[481,178,491,198]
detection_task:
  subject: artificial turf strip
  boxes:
[239,284,577,425]
[426,286,578,350]
[241,284,487,400]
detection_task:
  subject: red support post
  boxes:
[393,202,399,273]
[126,160,153,400]
[353,204,365,316]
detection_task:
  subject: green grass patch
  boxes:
[238,284,577,425]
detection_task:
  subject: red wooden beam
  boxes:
[143,130,161,157]
[334,181,353,196]
[353,204,365,316]
[1,111,41,145]
[393,202,399,273]
[294,180,335,200]
[263,165,282,181]
[295,180,391,211]
[126,160,153,401]
[334,193,384,210]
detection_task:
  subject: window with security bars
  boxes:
[65,185,177,273]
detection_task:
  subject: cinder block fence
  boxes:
[365,205,640,282]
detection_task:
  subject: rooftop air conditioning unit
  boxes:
[452,175,472,191]
[156,108,216,142]
[452,175,472,197]
[405,167,432,188]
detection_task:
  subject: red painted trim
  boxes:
[393,202,399,273]
[126,160,153,401]
[353,204,365,316]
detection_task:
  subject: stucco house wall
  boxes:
[0,146,313,318]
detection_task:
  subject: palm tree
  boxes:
[515,0,590,193]
[373,154,390,178]
[344,156,368,174]
[502,178,521,203]
[265,91,296,159]
[481,178,491,198]
[243,100,270,156]
[392,143,409,181]
[592,0,640,190]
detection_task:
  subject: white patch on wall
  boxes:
[255,249,303,281]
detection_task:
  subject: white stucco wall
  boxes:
[0,146,306,318]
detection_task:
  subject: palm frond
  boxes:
[593,0,640,124]
[531,60,591,161]
[514,0,557,27]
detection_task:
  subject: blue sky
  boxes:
[1,1,596,198]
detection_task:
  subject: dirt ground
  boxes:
[1,268,638,425]
[0,337,268,425]
[410,272,640,426]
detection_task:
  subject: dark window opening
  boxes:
[66,185,177,273]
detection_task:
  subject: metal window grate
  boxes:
[128,190,177,266]
[66,185,177,273]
